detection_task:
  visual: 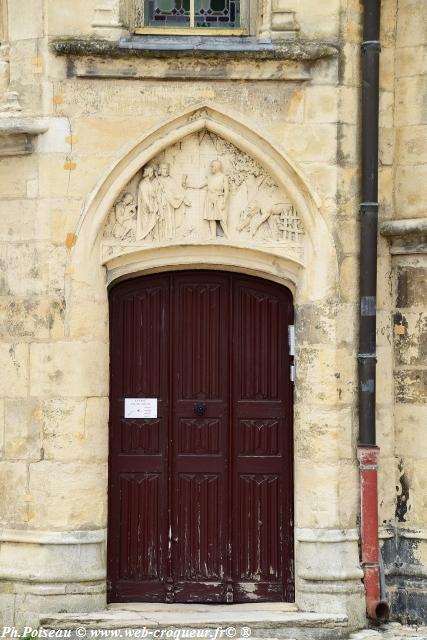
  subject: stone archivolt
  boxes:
[101,131,305,261]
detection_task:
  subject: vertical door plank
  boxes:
[108,276,170,602]
[231,276,294,602]
[171,272,230,602]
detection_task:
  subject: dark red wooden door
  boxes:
[108,271,294,604]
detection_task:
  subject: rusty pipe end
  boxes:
[367,599,390,623]
[363,564,390,622]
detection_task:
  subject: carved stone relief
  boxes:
[102,131,305,261]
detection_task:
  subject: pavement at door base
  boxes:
[349,623,427,640]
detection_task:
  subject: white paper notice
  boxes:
[124,398,157,419]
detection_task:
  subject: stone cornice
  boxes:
[50,36,339,81]
[0,117,48,157]
[380,217,427,255]
[50,36,339,62]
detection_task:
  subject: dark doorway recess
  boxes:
[108,271,294,603]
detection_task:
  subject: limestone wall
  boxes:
[0,0,424,630]
[378,0,427,625]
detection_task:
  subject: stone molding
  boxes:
[0,528,106,544]
[0,567,106,583]
[296,528,360,543]
[387,565,427,578]
[398,528,427,540]
[296,528,364,583]
[380,217,427,255]
[66,56,313,82]
[0,532,106,582]
[295,528,365,624]
[104,244,303,293]
[0,117,48,157]
[51,36,338,81]
[50,36,339,62]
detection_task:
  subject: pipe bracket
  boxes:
[361,40,381,52]
[360,201,379,208]
[360,202,379,214]
[357,353,377,362]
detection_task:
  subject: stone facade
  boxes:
[0,0,425,632]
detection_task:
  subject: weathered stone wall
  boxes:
[378,0,427,625]
[0,0,424,630]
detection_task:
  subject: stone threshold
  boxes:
[41,604,349,639]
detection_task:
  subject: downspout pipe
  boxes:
[358,0,390,623]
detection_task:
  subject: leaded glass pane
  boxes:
[144,0,190,26]
[195,0,239,27]
[144,0,240,28]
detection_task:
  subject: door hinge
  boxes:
[288,325,295,356]
[288,325,295,383]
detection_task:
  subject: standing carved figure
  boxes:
[183,159,229,240]
[136,165,159,241]
[203,160,229,239]
[155,162,189,240]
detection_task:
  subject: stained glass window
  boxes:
[144,0,240,28]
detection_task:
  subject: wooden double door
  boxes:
[108,271,294,603]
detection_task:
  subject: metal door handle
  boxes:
[194,402,207,416]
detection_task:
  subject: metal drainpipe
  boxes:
[358,0,390,623]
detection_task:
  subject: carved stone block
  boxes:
[102,130,305,263]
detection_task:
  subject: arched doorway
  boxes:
[107,270,294,604]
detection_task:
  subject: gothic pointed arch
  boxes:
[71,103,337,300]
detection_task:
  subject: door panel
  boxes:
[176,473,222,579]
[172,274,229,602]
[108,277,170,602]
[108,271,294,604]
[232,278,293,602]
[119,473,162,581]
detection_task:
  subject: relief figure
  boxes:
[183,160,229,240]
[111,192,136,240]
[102,133,305,253]
[156,162,190,240]
[136,165,159,241]
[238,201,272,238]
[238,200,303,243]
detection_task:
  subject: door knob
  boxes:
[194,402,207,416]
